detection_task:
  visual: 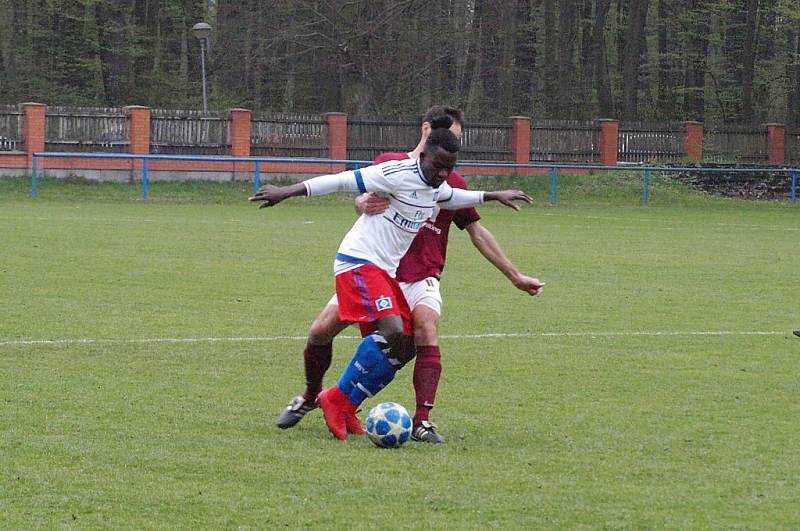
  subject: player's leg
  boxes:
[401,278,446,443]
[318,266,414,439]
[304,301,351,400]
[410,306,445,443]
[276,298,350,429]
[319,313,413,439]
[338,313,415,403]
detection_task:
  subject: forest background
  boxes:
[1,0,799,125]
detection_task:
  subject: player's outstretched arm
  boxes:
[250,169,369,209]
[466,221,545,297]
[440,188,533,210]
[483,190,533,211]
[249,183,307,208]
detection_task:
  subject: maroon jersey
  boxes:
[372,152,481,282]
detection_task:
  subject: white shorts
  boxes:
[399,277,442,315]
[326,277,443,315]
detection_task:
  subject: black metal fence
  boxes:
[0,104,23,152]
[347,118,418,161]
[618,121,685,163]
[150,109,228,155]
[532,120,599,163]
[0,105,795,165]
[704,124,768,163]
[45,106,129,153]
[252,113,327,158]
[786,129,800,165]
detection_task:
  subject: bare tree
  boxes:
[620,0,650,120]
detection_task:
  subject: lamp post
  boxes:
[192,22,212,114]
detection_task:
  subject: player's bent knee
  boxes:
[385,333,415,366]
[375,314,415,365]
[412,307,440,345]
[308,321,335,344]
[308,305,344,345]
[413,319,439,345]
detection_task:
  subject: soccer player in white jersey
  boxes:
[250,118,532,440]
[275,105,544,444]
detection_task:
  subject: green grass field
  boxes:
[1,175,799,528]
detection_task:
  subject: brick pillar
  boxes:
[684,121,704,163]
[229,108,252,158]
[510,116,531,164]
[325,112,348,161]
[125,106,151,155]
[765,123,786,166]
[22,102,46,169]
[597,119,619,166]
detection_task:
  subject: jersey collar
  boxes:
[416,158,433,187]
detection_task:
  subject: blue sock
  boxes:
[336,335,399,406]
[334,336,380,396]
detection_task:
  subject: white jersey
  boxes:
[303,158,484,277]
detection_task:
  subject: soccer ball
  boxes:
[365,402,412,448]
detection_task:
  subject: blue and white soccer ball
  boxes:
[365,402,412,448]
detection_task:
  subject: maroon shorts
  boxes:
[335,264,412,336]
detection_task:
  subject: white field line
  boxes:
[0,330,788,347]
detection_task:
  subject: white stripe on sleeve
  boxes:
[438,187,484,209]
[304,171,359,196]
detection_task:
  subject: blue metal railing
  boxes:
[31,152,800,205]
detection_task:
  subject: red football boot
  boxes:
[345,409,366,436]
[316,387,349,440]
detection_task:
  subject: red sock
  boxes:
[302,342,333,401]
[412,345,442,424]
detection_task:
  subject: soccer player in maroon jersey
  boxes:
[276,105,545,443]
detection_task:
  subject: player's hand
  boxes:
[512,274,545,296]
[249,185,291,208]
[355,192,390,216]
[485,190,533,211]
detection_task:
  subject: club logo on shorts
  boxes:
[375,297,393,311]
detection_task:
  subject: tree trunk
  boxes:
[465,22,484,117]
[576,0,593,119]
[683,0,710,121]
[656,0,676,119]
[741,0,759,124]
[282,6,296,113]
[499,0,517,116]
[83,0,106,103]
[0,1,15,90]
[620,0,650,120]
[788,29,800,126]
[593,0,613,118]
[512,0,535,116]
[543,0,557,117]
[474,0,503,117]
[556,0,578,118]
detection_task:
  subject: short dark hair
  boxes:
[422,105,464,128]
[429,115,453,130]
[426,122,460,154]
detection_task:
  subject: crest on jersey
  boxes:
[375,297,393,311]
